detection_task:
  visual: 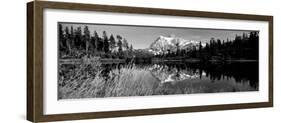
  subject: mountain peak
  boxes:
[149,35,205,55]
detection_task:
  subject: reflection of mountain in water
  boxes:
[149,64,206,83]
[59,62,259,99]
[146,62,258,89]
[145,62,258,94]
[100,62,258,96]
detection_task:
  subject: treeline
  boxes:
[155,31,259,61]
[59,24,134,59]
[59,24,259,62]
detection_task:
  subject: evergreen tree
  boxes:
[210,38,216,55]
[64,26,70,37]
[93,31,99,52]
[74,27,82,50]
[109,34,116,51]
[83,26,90,54]
[217,39,222,49]
[64,26,72,54]
[129,44,133,52]
[90,36,95,53]
[103,31,109,53]
[175,42,180,56]
[199,41,202,52]
[199,41,203,57]
[69,26,74,51]
[58,24,65,50]
[98,37,104,52]
[123,38,129,50]
[117,35,123,53]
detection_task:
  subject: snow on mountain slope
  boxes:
[149,35,205,55]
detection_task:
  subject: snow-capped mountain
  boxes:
[148,35,205,55]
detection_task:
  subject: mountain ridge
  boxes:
[148,35,205,55]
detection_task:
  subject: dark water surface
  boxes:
[59,61,259,99]
[101,62,259,94]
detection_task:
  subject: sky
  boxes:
[60,22,254,49]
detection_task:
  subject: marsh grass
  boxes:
[58,57,159,99]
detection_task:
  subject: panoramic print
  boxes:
[57,22,259,99]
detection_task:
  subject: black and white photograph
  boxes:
[58,22,259,100]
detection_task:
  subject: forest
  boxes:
[59,24,135,60]
[154,32,259,61]
[59,24,259,62]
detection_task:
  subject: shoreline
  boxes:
[59,57,258,65]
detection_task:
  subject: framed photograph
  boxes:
[27,1,273,122]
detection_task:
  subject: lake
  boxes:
[58,61,258,99]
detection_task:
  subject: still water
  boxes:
[100,62,258,95]
[58,61,259,99]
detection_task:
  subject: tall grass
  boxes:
[58,57,158,99]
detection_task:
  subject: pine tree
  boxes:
[64,26,72,54]
[129,44,133,52]
[123,38,129,50]
[117,35,123,53]
[210,37,216,55]
[199,41,202,52]
[58,24,65,57]
[97,36,104,52]
[83,26,90,54]
[217,39,222,49]
[74,27,82,50]
[103,31,109,53]
[69,26,74,53]
[109,34,116,51]
[93,31,99,52]
[58,24,64,48]
[175,42,180,56]
[199,41,203,58]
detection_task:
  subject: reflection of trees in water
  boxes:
[204,62,258,88]
[150,62,258,88]
[62,62,258,90]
